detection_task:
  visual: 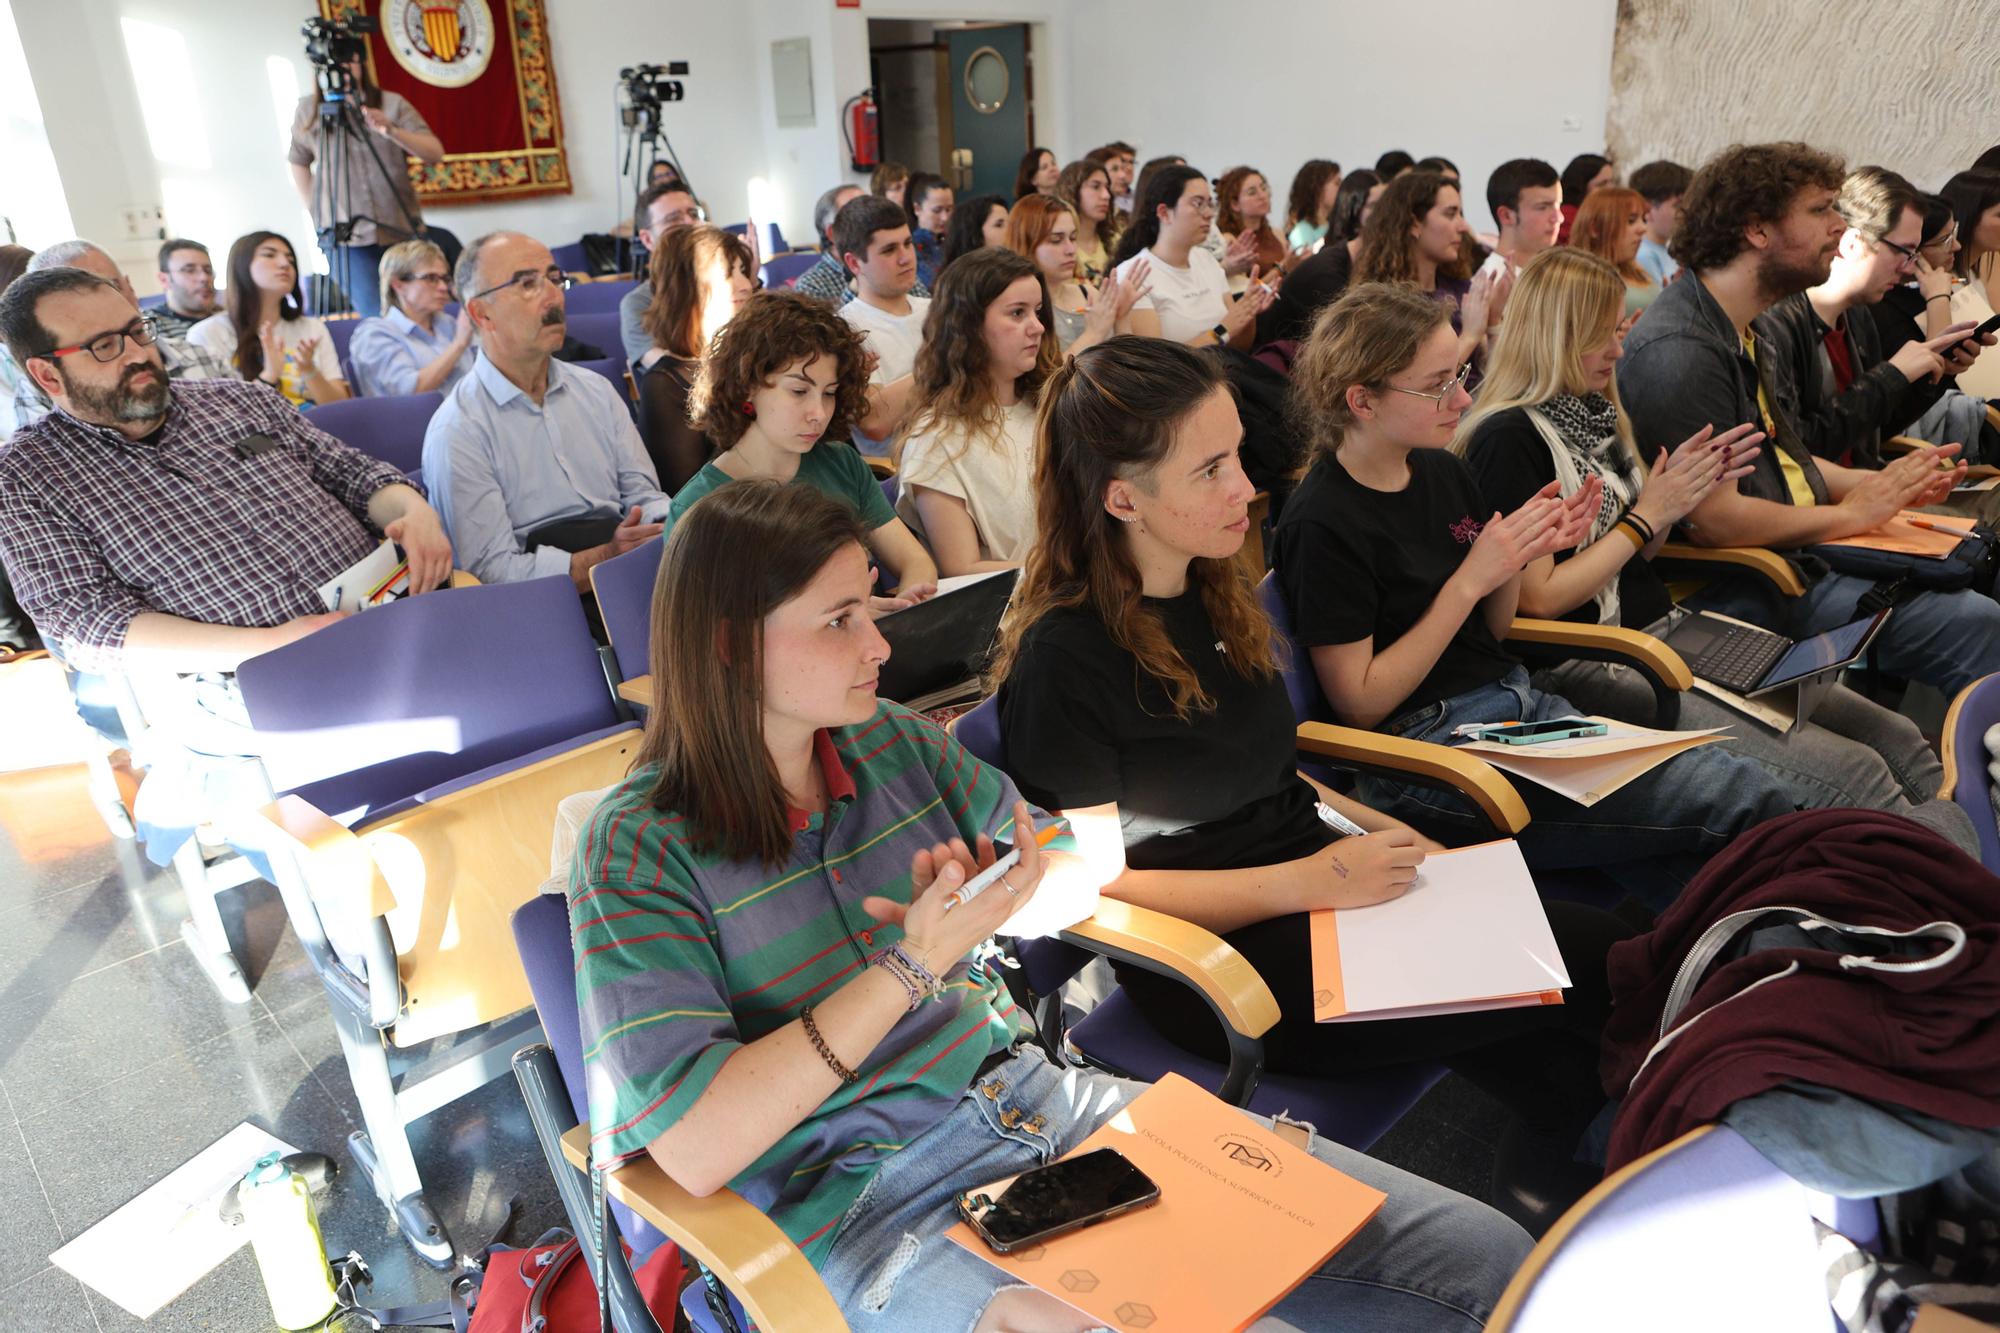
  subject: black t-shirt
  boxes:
[1264,243,1353,344]
[1271,448,1517,725]
[1868,286,1927,360]
[995,592,1329,871]
[1460,407,1674,630]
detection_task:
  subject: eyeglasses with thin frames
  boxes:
[1877,236,1920,269]
[467,266,573,303]
[37,316,161,364]
[1383,361,1473,409]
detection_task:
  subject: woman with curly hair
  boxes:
[894,248,1056,573]
[1282,158,1342,253]
[635,223,756,491]
[674,290,937,601]
[1354,170,1504,369]
[1054,158,1119,283]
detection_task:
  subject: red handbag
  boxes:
[465,1233,683,1333]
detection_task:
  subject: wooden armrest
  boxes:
[1507,618,1693,690]
[861,454,895,479]
[1295,721,1530,834]
[1987,403,2000,434]
[1656,541,1806,597]
[616,673,651,705]
[1059,897,1280,1039]
[448,569,481,588]
[252,795,397,917]
[1886,434,2000,479]
[561,1126,847,1333]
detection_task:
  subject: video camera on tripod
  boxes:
[618,62,689,116]
[301,15,379,98]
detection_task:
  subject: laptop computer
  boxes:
[1662,608,1891,697]
[876,569,1020,707]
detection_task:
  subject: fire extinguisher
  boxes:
[843,89,879,173]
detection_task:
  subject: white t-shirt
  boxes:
[894,400,1037,564]
[187,312,346,407]
[839,296,931,385]
[1119,247,1230,345]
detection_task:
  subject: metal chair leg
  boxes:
[328,1000,457,1268]
[169,838,251,1004]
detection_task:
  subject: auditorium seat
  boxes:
[572,356,631,404]
[1942,672,2000,871]
[551,239,590,275]
[588,535,664,684]
[306,390,444,479]
[761,251,819,289]
[564,310,623,361]
[566,277,639,314]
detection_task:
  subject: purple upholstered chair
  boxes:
[306,390,445,480]
[551,240,590,274]
[955,696,1444,1149]
[589,535,664,684]
[570,355,632,404]
[566,278,639,314]
[761,251,820,290]
[1944,672,2000,871]
[236,576,636,1267]
[323,314,362,364]
[564,311,625,362]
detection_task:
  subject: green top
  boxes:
[669,442,897,530]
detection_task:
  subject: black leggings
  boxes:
[1114,900,1631,1141]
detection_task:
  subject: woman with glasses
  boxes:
[992,335,1634,1230]
[348,238,475,397]
[1111,165,1272,347]
[635,224,757,492]
[189,231,350,407]
[1272,283,1795,898]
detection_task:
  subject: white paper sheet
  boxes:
[317,538,409,612]
[1456,716,1729,805]
[49,1122,297,1318]
[932,568,1014,597]
[1313,840,1570,1022]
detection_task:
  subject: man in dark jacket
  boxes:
[1617,142,2000,696]
[1752,166,1981,466]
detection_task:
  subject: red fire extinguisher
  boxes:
[844,89,879,172]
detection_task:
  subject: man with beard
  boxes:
[1620,142,2000,697]
[1752,166,1989,466]
[0,266,452,674]
[422,232,668,588]
[152,239,218,339]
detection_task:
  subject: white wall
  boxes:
[16,0,1621,281]
[1065,0,1619,233]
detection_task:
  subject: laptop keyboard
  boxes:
[1691,627,1790,694]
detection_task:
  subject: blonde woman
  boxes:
[1455,247,1962,824]
[349,238,476,396]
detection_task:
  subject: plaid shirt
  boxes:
[0,378,412,671]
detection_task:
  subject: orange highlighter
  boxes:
[942,822,1065,911]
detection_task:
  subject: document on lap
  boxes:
[318,539,410,612]
[947,1073,1386,1332]
[1454,715,1731,805]
[1311,839,1570,1023]
[1819,509,1975,559]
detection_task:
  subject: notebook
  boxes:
[875,568,1018,706]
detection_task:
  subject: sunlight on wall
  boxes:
[121,17,210,169]
[0,0,75,246]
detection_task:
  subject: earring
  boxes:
[740,400,756,416]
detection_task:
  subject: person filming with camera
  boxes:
[287,28,454,319]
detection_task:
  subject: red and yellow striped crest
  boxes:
[422,5,462,61]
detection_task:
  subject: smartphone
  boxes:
[1953,312,2000,355]
[1475,717,1609,746]
[957,1149,1161,1253]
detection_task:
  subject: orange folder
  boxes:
[1821,510,1975,559]
[945,1073,1387,1332]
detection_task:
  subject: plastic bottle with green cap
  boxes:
[240,1150,338,1329]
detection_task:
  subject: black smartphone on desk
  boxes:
[957,1148,1161,1253]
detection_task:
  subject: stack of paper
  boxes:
[1820,510,1974,559]
[948,1073,1386,1332]
[1456,716,1729,805]
[1312,839,1569,1022]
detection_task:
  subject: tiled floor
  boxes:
[0,755,567,1330]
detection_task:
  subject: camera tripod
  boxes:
[312,71,424,315]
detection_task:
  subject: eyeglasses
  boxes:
[1184,195,1217,215]
[1922,223,1960,254]
[467,266,573,303]
[1382,361,1473,409]
[1876,236,1920,268]
[402,271,452,287]
[36,317,160,364]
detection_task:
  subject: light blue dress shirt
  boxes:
[1636,235,1680,288]
[422,354,669,585]
[350,307,477,398]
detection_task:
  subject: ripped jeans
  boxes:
[817,1048,1531,1332]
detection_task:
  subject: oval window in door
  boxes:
[963,45,1010,115]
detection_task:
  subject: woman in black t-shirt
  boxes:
[1273,283,1795,892]
[992,336,1632,1224]
[1456,247,1956,822]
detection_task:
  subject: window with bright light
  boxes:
[0,0,75,246]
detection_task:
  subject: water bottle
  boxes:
[239,1151,338,1329]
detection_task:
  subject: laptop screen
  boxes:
[1759,613,1884,690]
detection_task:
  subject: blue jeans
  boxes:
[1687,570,2000,698]
[819,1049,1531,1332]
[1357,668,1795,902]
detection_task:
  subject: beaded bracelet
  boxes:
[799,1004,857,1083]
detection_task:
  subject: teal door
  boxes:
[947,25,1029,201]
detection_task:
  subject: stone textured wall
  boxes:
[1607,0,2000,191]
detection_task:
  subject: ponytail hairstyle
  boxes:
[1287,283,1452,475]
[1111,164,1205,269]
[987,336,1276,717]
[637,480,869,865]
